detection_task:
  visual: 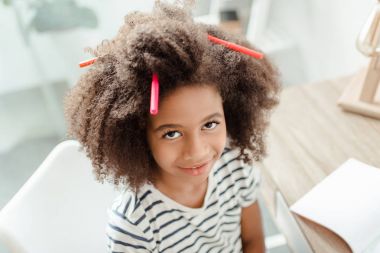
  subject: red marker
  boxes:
[78,35,262,116]
[79,57,97,68]
[207,35,264,59]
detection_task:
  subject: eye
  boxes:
[202,121,220,130]
[163,131,182,140]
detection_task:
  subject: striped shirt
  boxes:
[106,148,260,253]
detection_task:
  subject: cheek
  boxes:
[150,141,176,167]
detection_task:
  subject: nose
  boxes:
[182,133,208,162]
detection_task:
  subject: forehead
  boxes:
[149,84,223,126]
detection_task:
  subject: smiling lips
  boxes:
[180,160,211,176]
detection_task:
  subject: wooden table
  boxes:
[259,74,380,253]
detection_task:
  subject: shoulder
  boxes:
[214,147,259,181]
[108,186,157,227]
[107,187,156,252]
[213,147,240,175]
[213,147,261,207]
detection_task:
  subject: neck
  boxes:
[154,171,208,192]
[153,170,209,208]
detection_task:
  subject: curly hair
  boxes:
[64,0,280,191]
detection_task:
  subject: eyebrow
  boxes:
[153,112,223,133]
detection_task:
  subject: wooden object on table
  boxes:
[259,74,380,253]
[338,1,380,119]
[338,64,380,119]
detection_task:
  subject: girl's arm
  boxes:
[241,201,266,253]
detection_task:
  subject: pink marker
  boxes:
[150,73,159,115]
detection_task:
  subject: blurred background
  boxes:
[0,0,376,252]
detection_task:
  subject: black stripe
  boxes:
[162,222,191,242]
[208,186,218,200]
[226,203,239,212]
[161,212,220,252]
[220,194,236,209]
[217,167,244,187]
[107,235,150,251]
[153,215,184,234]
[197,211,219,227]
[131,193,140,212]
[242,197,255,203]
[218,181,236,197]
[227,233,242,253]
[206,241,225,253]
[145,200,163,212]
[224,220,238,226]
[233,232,241,245]
[222,147,232,155]
[209,167,245,200]
[116,199,166,227]
[240,176,258,198]
[134,213,147,226]
[203,222,218,233]
[218,175,256,208]
[133,190,152,211]
[117,191,153,217]
[215,174,256,210]
[206,199,218,209]
[112,210,146,226]
[217,173,233,186]
[160,211,218,245]
[177,220,240,253]
[233,176,249,186]
[213,155,240,177]
[231,166,245,174]
[149,208,183,223]
[139,190,152,202]
[108,224,153,242]
[122,197,132,215]
[218,168,245,187]
[224,212,240,217]
[150,211,195,235]
[211,176,255,212]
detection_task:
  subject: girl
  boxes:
[64,1,280,252]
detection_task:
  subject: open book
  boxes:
[290,159,380,253]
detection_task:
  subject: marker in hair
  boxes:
[78,35,261,116]
[207,35,264,59]
[79,35,263,68]
[150,73,159,115]
[79,57,97,68]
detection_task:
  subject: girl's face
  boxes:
[147,84,227,186]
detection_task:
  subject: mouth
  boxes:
[179,159,213,176]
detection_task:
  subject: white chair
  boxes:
[0,140,119,253]
[0,140,288,253]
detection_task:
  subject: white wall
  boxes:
[266,0,375,84]
[0,0,155,152]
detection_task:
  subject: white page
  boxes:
[290,159,380,253]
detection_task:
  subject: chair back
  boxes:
[0,140,119,253]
